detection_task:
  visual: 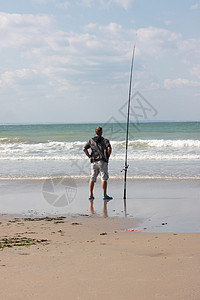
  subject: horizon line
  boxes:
[0,120,200,126]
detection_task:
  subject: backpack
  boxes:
[90,137,109,163]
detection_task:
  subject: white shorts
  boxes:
[90,161,109,182]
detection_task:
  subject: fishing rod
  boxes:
[122,37,137,216]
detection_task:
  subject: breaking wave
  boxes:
[0,139,200,161]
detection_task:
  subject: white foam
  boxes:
[0,175,200,181]
[111,139,200,149]
[0,139,200,161]
[0,153,199,161]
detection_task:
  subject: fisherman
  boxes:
[83,126,112,216]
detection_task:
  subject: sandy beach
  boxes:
[0,177,200,299]
[0,215,200,300]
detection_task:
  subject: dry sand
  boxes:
[0,215,200,300]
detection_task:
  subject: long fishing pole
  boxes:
[123,37,137,216]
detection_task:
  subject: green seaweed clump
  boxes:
[0,237,48,250]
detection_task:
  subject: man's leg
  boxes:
[90,162,98,197]
[89,180,95,197]
[101,162,112,217]
[89,162,99,215]
[101,180,107,197]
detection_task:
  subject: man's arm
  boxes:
[83,148,91,159]
[107,146,112,158]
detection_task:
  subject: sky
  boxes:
[0,0,200,124]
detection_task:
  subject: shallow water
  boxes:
[0,178,199,233]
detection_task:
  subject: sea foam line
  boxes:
[0,175,200,181]
[0,154,199,161]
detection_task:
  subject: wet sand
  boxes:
[0,178,199,232]
[0,215,200,300]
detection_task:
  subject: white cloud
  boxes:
[177,38,200,53]
[78,0,133,10]
[0,12,53,50]
[136,26,200,90]
[177,38,200,79]
[0,9,200,104]
[78,0,94,7]
[111,0,133,10]
[84,22,127,40]
[150,82,160,90]
[164,78,200,89]
[164,20,172,26]
[137,26,182,57]
[32,0,70,8]
[191,3,200,9]
[99,22,123,36]
[83,23,97,31]
[32,0,49,3]
[0,68,47,97]
[190,65,200,79]
[54,1,70,9]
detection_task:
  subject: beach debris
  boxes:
[100,232,107,235]
[79,214,89,217]
[113,228,147,233]
[0,237,49,250]
[23,216,66,222]
[58,230,64,236]
[3,216,66,223]
[162,222,167,226]
[54,221,65,224]
[8,218,21,223]
[71,222,81,225]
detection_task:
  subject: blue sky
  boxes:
[0,0,199,123]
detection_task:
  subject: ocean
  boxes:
[0,122,199,180]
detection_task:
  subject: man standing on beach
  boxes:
[83,126,112,217]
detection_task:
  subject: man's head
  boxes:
[95,126,102,136]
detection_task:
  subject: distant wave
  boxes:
[1,139,200,148]
[111,139,200,149]
[0,138,200,150]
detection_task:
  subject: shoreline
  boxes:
[0,176,200,181]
